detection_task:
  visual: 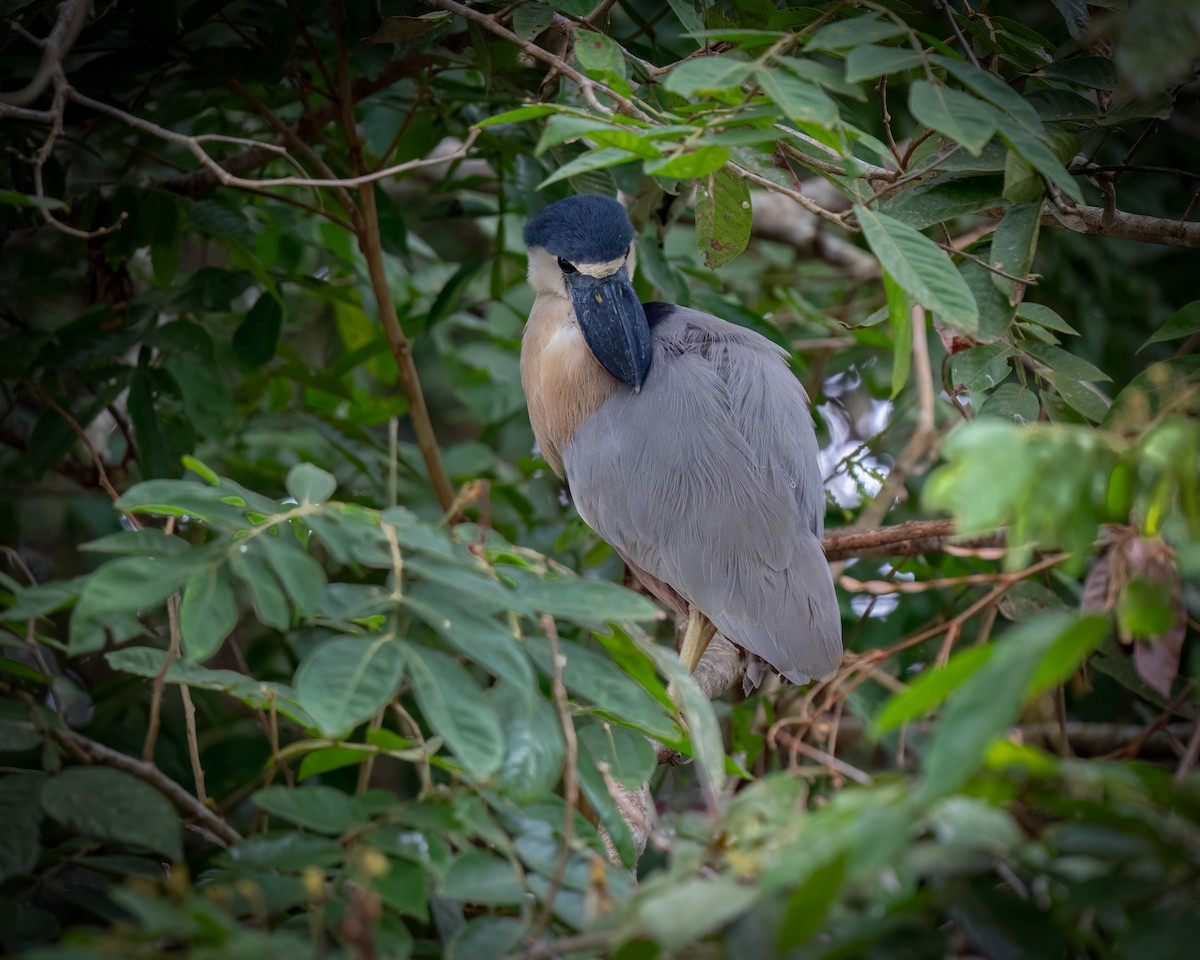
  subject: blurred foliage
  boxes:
[2,0,1199,958]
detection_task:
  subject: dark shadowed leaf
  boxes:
[42,768,182,860]
[252,784,367,834]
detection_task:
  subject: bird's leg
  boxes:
[678,605,717,674]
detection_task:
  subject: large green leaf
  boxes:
[41,768,182,861]
[489,682,564,801]
[294,635,407,736]
[919,613,1091,800]
[756,66,838,127]
[0,774,44,883]
[694,167,752,268]
[69,555,202,653]
[406,646,505,780]
[854,205,979,331]
[908,80,999,155]
[179,564,238,662]
[252,784,367,835]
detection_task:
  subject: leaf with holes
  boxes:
[695,168,752,268]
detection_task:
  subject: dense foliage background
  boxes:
[2,0,1199,957]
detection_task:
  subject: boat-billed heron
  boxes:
[521,194,841,688]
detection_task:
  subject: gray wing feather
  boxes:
[564,307,841,683]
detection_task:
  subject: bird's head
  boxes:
[524,195,651,392]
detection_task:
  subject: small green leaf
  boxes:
[666,0,706,42]
[756,66,838,127]
[952,342,1013,392]
[807,15,905,51]
[294,636,407,736]
[844,44,924,82]
[694,167,752,268]
[0,189,68,211]
[909,80,999,155]
[1141,300,1200,351]
[297,746,367,781]
[1017,302,1078,335]
[252,784,366,834]
[1022,341,1111,382]
[978,382,1040,422]
[180,564,238,661]
[663,58,752,97]
[854,205,979,332]
[884,269,911,398]
[286,463,336,504]
[42,768,182,860]
[575,32,625,78]
[223,833,345,871]
[645,144,730,179]
[0,775,44,883]
[441,850,524,906]
[233,293,282,370]
[476,104,558,128]
[643,644,724,807]
[873,644,994,735]
[1003,149,1044,202]
[538,147,640,188]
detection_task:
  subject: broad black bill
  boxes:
[565,266,653,392]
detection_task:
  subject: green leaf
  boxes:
[1022,341,1111,382]
[526,636,678,742]
[252,784,366,834]
[884,269,911,398]
[694,167,752,268]
[374,859,429,920]
[260,533,327,620]
[776,853,847,950]
[441,850,524,906]
[405,582,533,689]
[1027,614,1108,695]
[222,833,344,871]
[920,613,1084,799]
[538,147,640,188]
[625,874,758,947]
[844,44,924,82]
[989,202,1041,298]
[643,643,724,806]
[294,635,407,736]
[579,720,656,789]
[297,746,367,780]
[909,80,999,155]
[180,564,237,661]
[873,644,995,735]
[70,555,201,653]
[286,462,336,505]
[0,774,44,883]
[230,552,291,631]
[854,205,979,332]
[41,768,182,860]
[756,66,838,127]
[663,58,752,97]
[575,32,625,78]
[0,189,68,211]
[952,342,1013,392]
[666,0,706,42]
[1141,300,1200,351]
[807,15,905,51]
[476,104,558,128]
[1003,148,1044,203]
[512,570,661,623]
[1017,302,1078,335]
[407,646,504,780]
[978,382,1040,423]
[490,682,564,801]
[233,293,283,370]
[644,145,730,179]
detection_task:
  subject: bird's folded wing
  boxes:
[564,307,841,684]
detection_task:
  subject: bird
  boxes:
[521,194,841,689]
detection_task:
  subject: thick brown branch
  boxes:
[821,519,1002,562]
[982,204,1200,248]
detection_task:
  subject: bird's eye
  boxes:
[557,257,577,274]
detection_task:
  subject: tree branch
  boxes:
[982,203,1200,248]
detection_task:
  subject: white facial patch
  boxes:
[574,254,628,279]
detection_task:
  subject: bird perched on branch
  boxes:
[521,194,841,689]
